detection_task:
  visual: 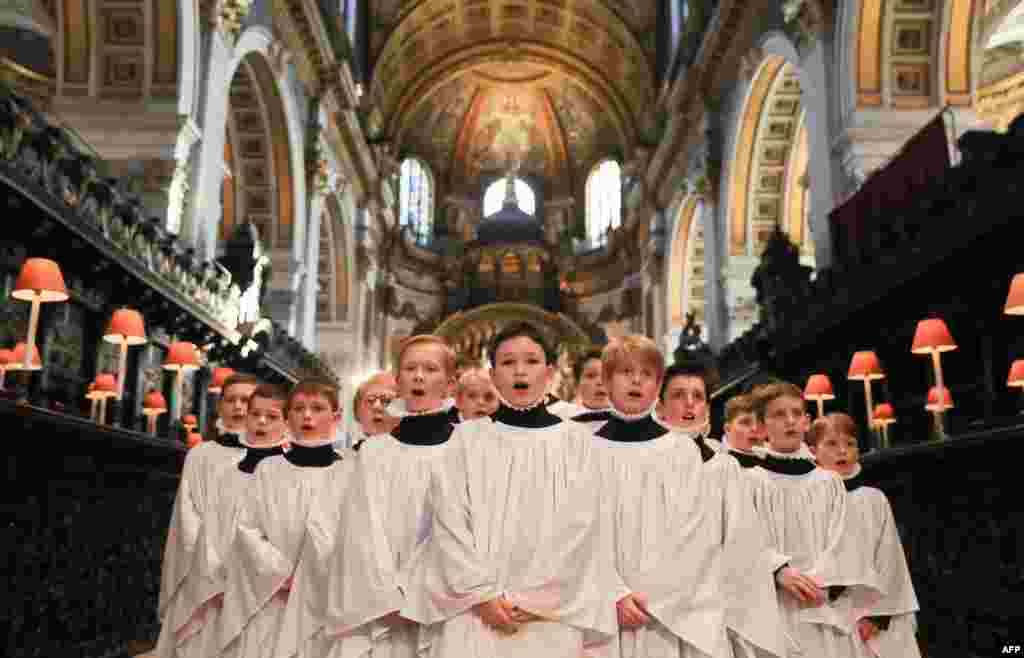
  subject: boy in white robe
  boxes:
[454,366,499,421]
[549,348,610,421]
[658,364,787,658]
[586,337,728,658]
[747,383,882,658]
[350,373,400,451]
[721,395,765,467]
[155,374,259,658]
[808,414,921,658]
[220,378,352,658]
[323,335,460,658]
[404,322,619,658]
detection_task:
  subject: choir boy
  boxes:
[350,372,399,450]
[748,383,880,658]
[655,362,721,453]
[220,378,351,658]
[454,366,499,420]
[722,395,764,467]
[404,322,619,658]
[588,335,728,658]
[156,374,259,658]
[324,335,460,658]
[808,414,921,658]
[655,361,786,658]
[548,348,609,420]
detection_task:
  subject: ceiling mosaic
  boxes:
[400,71,619,193]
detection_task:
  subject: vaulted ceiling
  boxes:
[368,0,658,194]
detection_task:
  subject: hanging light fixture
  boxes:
[848,351,885,435]
[93,373,118,424]
[12,342,42,371]
[872,402,897,448]
[11,258,68,370]
[208,367,236,394]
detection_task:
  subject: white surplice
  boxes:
[156,440,246,658]
[590,422,727,658]
[547,400,585,420]
[403,414,619,658]
[700,450,789,658]
[324,431,454,658]
[220,448,352,658]
[747,461,881,658]
[838,484,921,658]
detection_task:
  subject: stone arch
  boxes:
[727,56,810,258]
[666,195,700,327]
[783,113,815,263]
[317,196,353,324]
[192,26,306,261]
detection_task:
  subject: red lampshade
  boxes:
[848,351,885,381]
[163,342,200,371]
[1005,273,1024,315]
[186,432,203,448]
[143,391,167,414]
[11,258,69,302]
[911,318,957,354]
[94,373,118,396]
[873,403,896,425]
[209,367,236,393]
[11,342,41,370]
[85,382,104,401]
[1008,360,1024,388]
[803,374,835,400]
[925,386,953,411]
[182,414,198,428]
[103,309,147,345]
[0,348,13,368]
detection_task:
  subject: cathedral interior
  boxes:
[1,0,1023,656]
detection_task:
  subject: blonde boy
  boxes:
[455,367,499,420]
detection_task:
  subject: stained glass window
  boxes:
[483,177,536,217]
[399,158,433,246]
[586,159,622,248]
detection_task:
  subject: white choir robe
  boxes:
[703,452,789,658]
[548,400,585,420]
[748,464,882,658]
[220,450,352,658]
[403,416,620,658]
[839,486,921,658]
[323,433,454,658]
[156,441,245,658]
[590,427,727,658]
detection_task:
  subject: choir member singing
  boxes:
[323,335,459,658]
[808,413,921,658]
[587,335,728,658]
[155,373,259,658]
[404,322,619,658]
[548,348,609,420]
[747,383,880,658]
[220,378,352,658]
[454,366,499,420]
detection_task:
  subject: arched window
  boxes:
[483,177,536,217]
[585,159,622,248]
[399,158,433,246]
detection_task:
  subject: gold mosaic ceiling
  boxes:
[370,0,657,189]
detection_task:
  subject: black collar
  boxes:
[594,414,668,442]
[238,445,285,474]
[492,403,562,428]
[392,410,456,446]
[216,432,244,449]
[693,435,717,462]
[572,409,614,424]
[760,453,817,476]
[729,449,764,469]
[283,444,339,467]
[446,406,462,424]
[843,472,867,492]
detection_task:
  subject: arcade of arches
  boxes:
[3,0,1023,428]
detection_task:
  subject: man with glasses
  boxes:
[348,372,399,451]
